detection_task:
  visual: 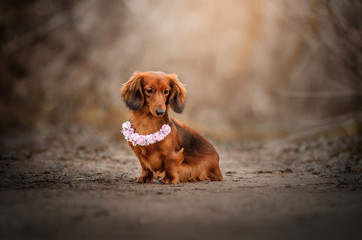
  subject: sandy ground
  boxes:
[0,127,361,240]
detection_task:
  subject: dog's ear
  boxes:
[168,74,186,113]
[121,71,144,110]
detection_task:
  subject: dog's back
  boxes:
[172,118,223,182]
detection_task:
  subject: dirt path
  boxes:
[0,128,361,240]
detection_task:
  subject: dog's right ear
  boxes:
[121,71,144,110]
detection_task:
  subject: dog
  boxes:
[121,71,223,184]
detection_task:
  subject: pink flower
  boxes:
[122,121,131,129]
[155,131,165,141]
[130,133,139,143]
[123,128,133,138]
[162,124,171,135]
[137,135,146,146]
[146,134,156,144]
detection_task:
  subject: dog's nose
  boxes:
[156,109,165,116]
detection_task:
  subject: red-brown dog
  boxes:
[121,71,223,184]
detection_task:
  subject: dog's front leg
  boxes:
[161,149,184,184]
[132,148,154,183]
[138,167,154,183]
[162,162,180,184]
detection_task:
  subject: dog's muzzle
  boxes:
[156,109,165,116]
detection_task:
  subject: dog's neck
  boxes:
[130,108,170,135]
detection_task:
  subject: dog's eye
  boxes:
[163,89,169,95]
[145,89,153,94]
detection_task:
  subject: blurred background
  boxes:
[1,0,361,140]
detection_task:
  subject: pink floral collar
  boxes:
[121,121,171,146]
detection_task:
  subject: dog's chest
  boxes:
[139,146,164,172]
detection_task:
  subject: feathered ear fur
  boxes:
[168,74,186,113]
[121,71,144,110]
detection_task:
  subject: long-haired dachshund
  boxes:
[121,71,223,184]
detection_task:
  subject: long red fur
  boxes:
[121,71,223,184]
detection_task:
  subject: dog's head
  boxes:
[121,71,186,117]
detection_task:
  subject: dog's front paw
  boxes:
[170,177,180,184]
[161,176,180,184]
[137,176,153,183]
[160,177,170,184]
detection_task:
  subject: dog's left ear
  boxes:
[168,74,186,113]
[121,71,144,110]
